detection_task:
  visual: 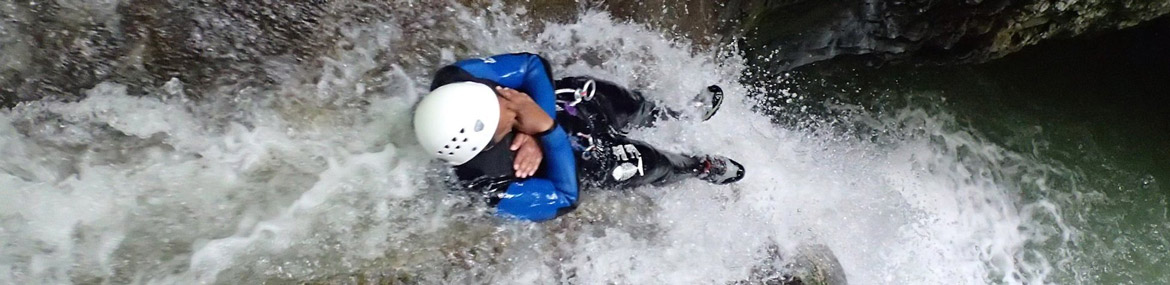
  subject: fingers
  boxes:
[495,86,532,105]
[495,86,554,136]
[495,86,520,101]
[511,134,543,178]
[514,148,536,177]
[524,156,541,177]
[495,87,525,114]
[495,86,511,100]
[514,160,527,178]
[514,152,541,178]
[511,133,529,151]
[512,144,529,177]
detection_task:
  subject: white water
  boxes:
[0,2,1075,284]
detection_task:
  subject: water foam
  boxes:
[0,2,1075,284]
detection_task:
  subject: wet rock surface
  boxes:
[119,0,332,95]
[518,0,1170,71]
[2,0,1169,107]
[730,0,1170,70]
[0,0,362,107]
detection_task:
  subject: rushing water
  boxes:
[773,16,1170,283]
[0,1,1165,284]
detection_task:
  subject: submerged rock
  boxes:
[730,243,849,285]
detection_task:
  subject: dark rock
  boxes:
[523,0,1170,71]
[0,0,130,104]
[729,0,1170,70]
[512,0,734,46]
[0,0,341,104]
[3,0,1168,106]
[729,243,849,285]
[117,0,333,98]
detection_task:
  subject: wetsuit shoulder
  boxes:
[452,53,559,117]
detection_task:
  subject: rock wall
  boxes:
[4,0,1169,107]
[732,0,1170,70]
[514,0,1170,70]
[0,0,339,107]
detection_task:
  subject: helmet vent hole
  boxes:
[444,145,450,149]
[448,152,455,155]
[451,137,457,142]
[459,128,465,134]
[472,147,478,151]
[455,146,461,149]
[463,138,468,142]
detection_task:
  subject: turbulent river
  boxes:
[1,1,1167,284]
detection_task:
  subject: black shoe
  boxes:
[692,85,724,121]
[698,155,745,184]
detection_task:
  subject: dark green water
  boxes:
[774,16,1170,283]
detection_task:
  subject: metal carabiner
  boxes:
[555,79,597,107]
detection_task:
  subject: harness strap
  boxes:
[554,79,596,107]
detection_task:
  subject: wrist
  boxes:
[535,121,558,137]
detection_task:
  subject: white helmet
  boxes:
[413,82,500,165]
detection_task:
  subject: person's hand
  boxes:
[496,87,555,135]
[511,133,542,178]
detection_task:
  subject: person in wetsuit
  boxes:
[412,53,744,222]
